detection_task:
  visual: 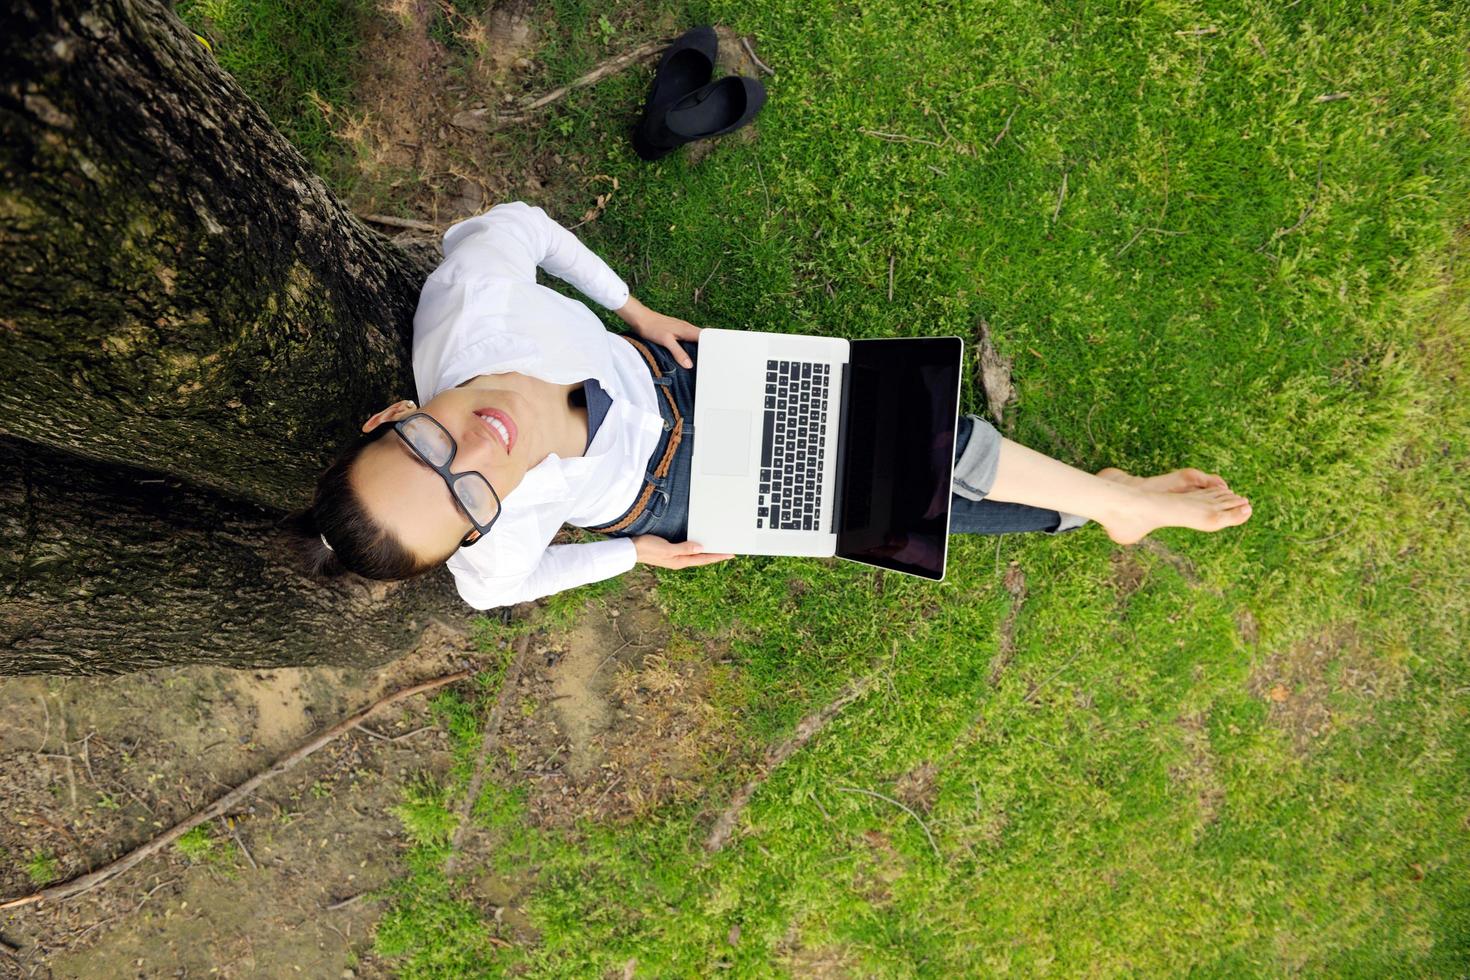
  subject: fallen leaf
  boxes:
[1268,684,1289,702]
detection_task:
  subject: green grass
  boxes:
[175,0,374,179]
[25,850,58,886]
[205,0,1469,973]
[173,825,240,871]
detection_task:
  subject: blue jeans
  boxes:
[602,341,1066,540]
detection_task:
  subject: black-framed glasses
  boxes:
[391,413,500,548]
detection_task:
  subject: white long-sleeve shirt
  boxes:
[411,202,664,609]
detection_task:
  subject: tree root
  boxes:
[0,670,472,911]
[705,672,878,852]
[444,636,531,876]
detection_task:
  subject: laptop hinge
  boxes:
[829,360,853,533]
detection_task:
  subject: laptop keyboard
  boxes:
[758,359,831,531]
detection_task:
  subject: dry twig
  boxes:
[220,817,258,872]
[836,786,942,860]
[452,40,667,133]
[860,128,945,149]
[693,258,724,305]
[0,670,472,911]
[1051,171,1069,223]
[1256,161,1324,253]
[356,723,431,743]
[741,36,775,76]
[361,214,440,233]
[992,106,1016,146]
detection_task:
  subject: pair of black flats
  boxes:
[632,26,767,161]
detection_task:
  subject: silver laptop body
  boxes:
[688,328,847,556]
[688,328,964,580]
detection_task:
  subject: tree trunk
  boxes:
[1,438,459,675]
[0,2,475,672]
[1,0,432,510]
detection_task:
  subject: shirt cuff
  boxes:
[597,279,632,313]
[582,536,638,578]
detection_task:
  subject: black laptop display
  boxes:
[834,337,963,581]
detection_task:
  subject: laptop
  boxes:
[687,328,964,580]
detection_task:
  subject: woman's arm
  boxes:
[450,536,731,609]
[440,201,629,310]
[614,296,701,369]
[441,204,702,367]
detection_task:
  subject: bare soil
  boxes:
[478,570,747,834]
[1,570,746,976]
[1167,710,1225,831]
[0,627,474,978]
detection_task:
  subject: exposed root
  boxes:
[704,672,879,852]
[444,635,531,876]
[0,670,473,911]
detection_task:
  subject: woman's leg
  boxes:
[953,416,1251,544]
[948,416,1071,535]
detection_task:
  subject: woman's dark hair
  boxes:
[283,423,439,582]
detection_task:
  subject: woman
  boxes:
[294,202,1251,608]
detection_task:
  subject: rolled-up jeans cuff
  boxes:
[1049,512,1089,534]
[953,414,1002,500]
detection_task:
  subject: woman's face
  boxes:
[351,383,538,562]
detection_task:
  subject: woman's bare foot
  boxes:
[1100,485,1252,545]
[1098,466,1229,494]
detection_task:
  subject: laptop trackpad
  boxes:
[699,409,751,476]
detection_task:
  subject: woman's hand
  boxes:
[615,295,699,368]
[632,535,734,569]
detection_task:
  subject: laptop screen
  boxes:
[835,337,963,581]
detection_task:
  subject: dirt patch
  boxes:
[988,562,1027,684]
[1109,552,1150,600]
[483,572,744,830]
[341,0,507,220]
[1235,608,1260,646]
[1246,624,1407,752]
[774,922,860,978]
[1167,711,1224,829]
[894,762,939,815]
[0,627,476,977]
[337,0,598,225]
[852,828,908,906]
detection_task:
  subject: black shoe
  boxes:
[632,26,718,162]
[637,75,767,161]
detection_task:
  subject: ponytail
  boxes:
[283,423,439,581]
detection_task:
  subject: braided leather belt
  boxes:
[585,335,684,534]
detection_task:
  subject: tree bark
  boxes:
[0,438,459,675]
[1,0,432,510]
[0,2,475,672]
